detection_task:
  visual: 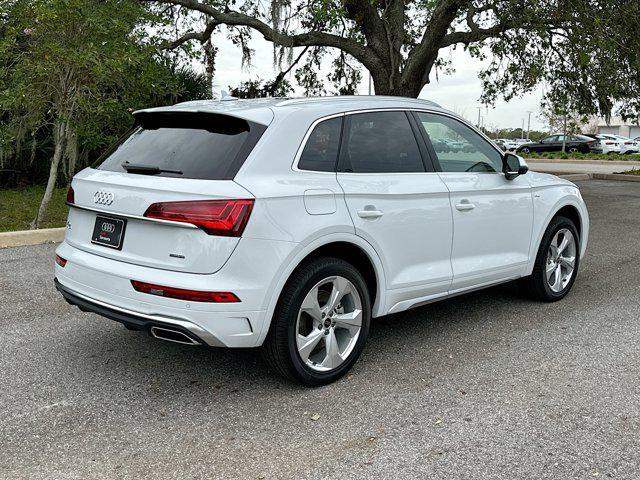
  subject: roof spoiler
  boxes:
[132,111,250,134]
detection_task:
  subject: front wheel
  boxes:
[522,216,580,302]
[262,257,371,386]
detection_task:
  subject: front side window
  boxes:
[416,112,503,173]
[341,111,425,173]
[297,117,343,172]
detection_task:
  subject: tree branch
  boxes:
[402,0,470,90]
[145,0,384,73]
[161,19,219,49]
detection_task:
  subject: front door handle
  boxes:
[357,209,384,219]
[455,201,476,211]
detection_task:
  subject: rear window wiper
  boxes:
[121,162,183,175]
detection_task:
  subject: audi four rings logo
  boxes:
[101,222,115,233]
[94,190,114,206]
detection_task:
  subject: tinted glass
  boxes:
[342,112,424,173]
[542,136,558,143]
[298,117,342,172]
[96,112,264,180]
[416,112,502,173]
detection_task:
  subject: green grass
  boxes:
[521,151,640,161]
[0,185,68,232]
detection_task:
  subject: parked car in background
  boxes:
[585,134,621,154]
[443,138,464,152]
[516,134,596,154]
[495,138,518,151]
[598,134,639,154]
[514,138,533,146]
[53,96,589,386]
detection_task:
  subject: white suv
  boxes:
[55,96,589,386]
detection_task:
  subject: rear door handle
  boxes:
[357,209,384,219]
[455,201,476,211]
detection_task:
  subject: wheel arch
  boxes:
[256,234,387,346]
[526,197,588,276]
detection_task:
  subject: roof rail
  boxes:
[275,96,440,108]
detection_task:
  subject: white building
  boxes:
[596,116,640,138]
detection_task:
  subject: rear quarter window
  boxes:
[95,112,266,180]
[297,117,343,172]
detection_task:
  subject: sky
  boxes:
[208,29,548,131]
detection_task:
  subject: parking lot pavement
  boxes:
[1,180,640,480]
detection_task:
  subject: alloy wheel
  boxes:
[295,276,362,372]
[546,228,577,293]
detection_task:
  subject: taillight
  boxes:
[66,186,75,204]
[143,199,254,237]
[131,280,240,303]
[55,254,67,267]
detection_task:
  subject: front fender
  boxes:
[526,183,589,276]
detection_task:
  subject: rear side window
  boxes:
[341,111,425,173]
[298,117,343,172]
[95,112,266,180]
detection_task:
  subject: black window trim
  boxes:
[410,110,505,174]
[292,107,505,175]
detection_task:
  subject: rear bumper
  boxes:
[54,236,298,347]
[55,278,219,346]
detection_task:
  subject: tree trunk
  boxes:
[203,39,217,98]
[64,123,78,179]
[371,75,422,98]
[29,130,37,166]
[31,119,67,229]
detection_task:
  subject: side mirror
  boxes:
[503,153,529,180]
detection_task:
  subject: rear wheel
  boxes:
[522,216,580,302]
[262,257,371,386]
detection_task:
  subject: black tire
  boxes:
[522,216,580,302]
[521,147,531,154]
[262,256,371,386]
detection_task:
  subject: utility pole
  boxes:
[477,107,482,128]
[521,118,525,139]
[562,112,568,153]
[368,72,372,95]
[526,111,533,140]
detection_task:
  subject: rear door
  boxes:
[65,111,266,274]
[413,111,533,292]
[336,110,453,300]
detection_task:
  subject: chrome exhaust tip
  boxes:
[150,326,201,346]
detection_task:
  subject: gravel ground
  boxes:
[1,180,639,480]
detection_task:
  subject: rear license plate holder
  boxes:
[91,215,126,250]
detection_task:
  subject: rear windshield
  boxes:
[95,112,266,180]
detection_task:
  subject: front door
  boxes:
[413,111,534,293]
